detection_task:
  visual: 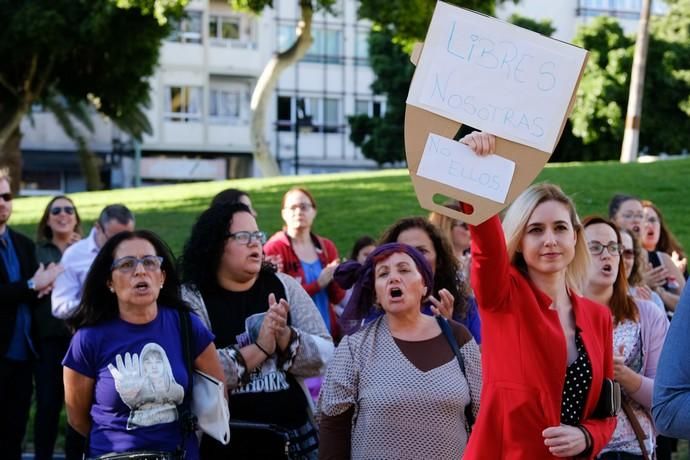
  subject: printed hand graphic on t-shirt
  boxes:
[108,343,185,429]
[108,352,146,407]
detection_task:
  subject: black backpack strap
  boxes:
[177,310,198,442]
[435,316,475,431]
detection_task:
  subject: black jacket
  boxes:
[0,227,38,356]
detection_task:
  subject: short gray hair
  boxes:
[98,204,134,228]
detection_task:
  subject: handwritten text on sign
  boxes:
[416,134,516,204]
[406,2,587,153]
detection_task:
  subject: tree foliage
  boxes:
[561,7,690,161]
[349,1,511,166]
[0,0,186,190]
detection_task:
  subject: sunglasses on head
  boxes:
[0,193,12,202]
[50,206,75,216]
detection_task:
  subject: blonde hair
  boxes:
[502,183,590,293]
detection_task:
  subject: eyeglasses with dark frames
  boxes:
[0,193,12,202]
[588,241,623,256]
[111,255,164,273]
[225,231,267,245]
[50,206,75,216]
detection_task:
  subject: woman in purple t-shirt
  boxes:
[62,230,225,459]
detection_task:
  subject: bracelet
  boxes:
[576,425,592,452]
[254,341,271,357]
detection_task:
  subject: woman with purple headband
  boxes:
[318,243,481,460]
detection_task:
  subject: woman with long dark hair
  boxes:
[33,195,82,459]
[63,230,224,459]
[180,203,332,459]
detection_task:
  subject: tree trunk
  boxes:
[76,137,103,191]
[0,127,23,194]
[249,0,314,177]
[620,0,652,163]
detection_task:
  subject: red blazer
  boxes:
[464,216,615,460]
[264,230,345,338]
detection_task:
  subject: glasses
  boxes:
[622,248,636,259]
[111,255,164,273]
[284,203,313,212]
[0,193,12,202]
[50,206,75,216]
[588,241,622,256]
[226,231,267,245]
[620,212,643,221]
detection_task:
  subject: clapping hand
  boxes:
[266,293,291,352]
[317,260,339,289]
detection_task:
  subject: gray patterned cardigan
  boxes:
[181,272,334,410]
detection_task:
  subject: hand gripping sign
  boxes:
[405,2,588,224]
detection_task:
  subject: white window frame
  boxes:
[164,86,203,123]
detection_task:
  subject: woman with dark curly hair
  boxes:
[376,217,481,343]
[180,203,333,459]
[63,230,224,459]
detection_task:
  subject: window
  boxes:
[277,96,293,131]
[209,89,241,122]
[168,11,203,44]
[323,98,340,132]
[576,0,667,18]
[164,86,202,122]
[305,28,343,64]
[279,24,343,64]
[276,96,343,132]
[354,31,369,65]
[209,14,256,48]
[354,99,384,118]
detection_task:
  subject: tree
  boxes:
[231,0,336,176]
[565,8,690,161]
[349,1,515,166]
[0,0,186,192]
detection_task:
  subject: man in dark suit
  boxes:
[0,170,62,458]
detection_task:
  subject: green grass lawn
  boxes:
[13,158,690,454]
[9,158,690,258]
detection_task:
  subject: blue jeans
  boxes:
[598,452,645,460]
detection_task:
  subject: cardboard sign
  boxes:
[404,2,588,225]
[417,134,515,204]
[407,2,587,154]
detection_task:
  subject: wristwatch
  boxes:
[27,278,36,291]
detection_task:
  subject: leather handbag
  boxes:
[620,399,651,460]
[179,310,231,445]
[592,378,621,418]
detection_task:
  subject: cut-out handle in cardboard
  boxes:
[405,3,587,225]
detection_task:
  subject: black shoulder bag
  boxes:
[436,316,476,433]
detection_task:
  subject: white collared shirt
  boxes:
[51,227,100,319]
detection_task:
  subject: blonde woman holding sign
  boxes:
[459,132,615,459]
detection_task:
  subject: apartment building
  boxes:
[496,0,668,41]
[19,0,383,192]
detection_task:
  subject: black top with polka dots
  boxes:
[560,330,593,426]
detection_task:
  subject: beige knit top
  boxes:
[318,316,482,460]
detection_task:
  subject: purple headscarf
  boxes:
[334,242,434,334]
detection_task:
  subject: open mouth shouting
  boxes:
[600,263,614,276]
[134,280,151,293]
